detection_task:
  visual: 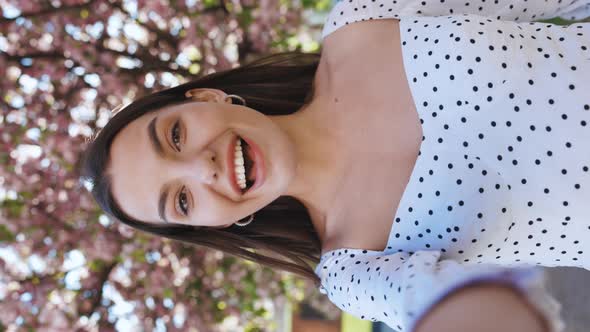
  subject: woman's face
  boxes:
[107,88,298,228]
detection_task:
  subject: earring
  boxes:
[235,214,254,226]
[225,94,246,106]
[185,91,246,106]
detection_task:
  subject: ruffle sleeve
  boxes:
[315,249,565,332]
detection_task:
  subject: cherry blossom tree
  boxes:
[0,1,340,331]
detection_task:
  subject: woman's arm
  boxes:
[316,249,564,332]
[414,283,549,332]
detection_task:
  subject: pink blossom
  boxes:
[0,1,331,330]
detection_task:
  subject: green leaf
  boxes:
[0,153,8,165]
[188,278,202,292]
[131,249,146,263]
[237,8,253,27]
[163,288,174,298]
[1,199,25,218]
[19,191,35,200]
[89,259,106,272]
[242,271,257,297]
[202,0,218,8]
[220,256,236,272]
[0,224,15,243]
[314,0,333,11]
[301,0,317,8]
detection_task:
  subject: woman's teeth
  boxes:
[234,139,247,189]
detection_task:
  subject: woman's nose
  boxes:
[173,149,219,185]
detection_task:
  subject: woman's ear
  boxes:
[185,88,231,103]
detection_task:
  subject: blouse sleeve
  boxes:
[315,249,565,332]
[322,0,590,39]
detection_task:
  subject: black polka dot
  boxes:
[319,8,590,328]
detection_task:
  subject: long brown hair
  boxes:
[80,51,323,287]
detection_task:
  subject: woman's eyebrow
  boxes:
[148,115,165,158]
[158,183,171,224]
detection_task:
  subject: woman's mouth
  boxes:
[229,134,265,195]
[233,137,254,191]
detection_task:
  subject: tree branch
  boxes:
[109,1,179,50]
[0,0,96,24]
[0,51,65,61]
[80,261,118,317]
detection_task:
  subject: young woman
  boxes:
[82,0,589,331]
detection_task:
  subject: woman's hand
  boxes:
[414,283,549,332]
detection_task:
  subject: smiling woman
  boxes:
[80,1,590,329]
[80,51,328,287]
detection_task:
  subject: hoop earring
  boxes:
[235,214,254,226]
[225,94,246,106]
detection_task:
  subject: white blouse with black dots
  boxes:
[315,1,590,331]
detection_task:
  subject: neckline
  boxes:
[317,17,426,264]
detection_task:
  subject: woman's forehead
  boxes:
[108,115,161,223]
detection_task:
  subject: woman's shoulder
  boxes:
[321,18,401,68]
[321,0,405,40]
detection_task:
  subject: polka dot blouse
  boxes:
[315,1,589,331]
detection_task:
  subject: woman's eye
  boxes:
[177,186,189,216]
[171,120,181,151]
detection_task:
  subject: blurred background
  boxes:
[0,1,588,331]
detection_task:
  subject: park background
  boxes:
[1,1,589,331]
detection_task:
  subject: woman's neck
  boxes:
[270,96,347,244]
